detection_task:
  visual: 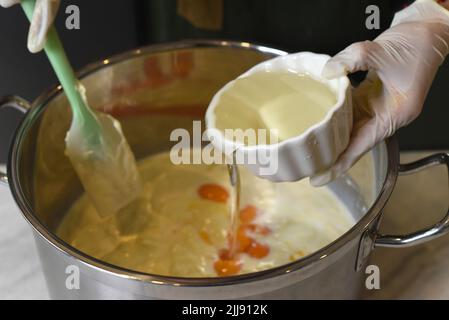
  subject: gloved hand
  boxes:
[0,0,59,53]
[311,0,449,186]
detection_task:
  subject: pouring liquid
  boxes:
[227,157,241,257]
[212,71,338,269]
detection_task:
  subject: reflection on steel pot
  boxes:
[1,41,449,299]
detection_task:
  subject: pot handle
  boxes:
[375,152,449,248]
[0,96,31,185]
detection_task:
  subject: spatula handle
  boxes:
[21,0,98,129]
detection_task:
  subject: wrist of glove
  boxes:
[1,0,60,53]
[310,0,449,186]
[0,0,18,7]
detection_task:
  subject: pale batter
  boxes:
[58,151,354,277]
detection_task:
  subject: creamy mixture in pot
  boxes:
[58,151,354,277]
[58,153,354,277]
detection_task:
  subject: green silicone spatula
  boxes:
[21,0,141,217]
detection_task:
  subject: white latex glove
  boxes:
[1,0,59,53]
[311,0,449,186]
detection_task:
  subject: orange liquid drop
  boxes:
[236,226,252,251]
[198,184,229,203]
[213,258,242,276]
[239,205,257,224]
[213,205,272,276]
[245,241,270,259]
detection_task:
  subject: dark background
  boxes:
[0,0,448,163]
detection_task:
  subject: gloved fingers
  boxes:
[310,118,379,187]
[0,0,19,8]
[322,41,380,79]
[351,70,385,120]
[430,23,449,62]
[27,0,59,53]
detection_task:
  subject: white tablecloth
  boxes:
[0,175,48,300]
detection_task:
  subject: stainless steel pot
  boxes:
[1,41,449,299]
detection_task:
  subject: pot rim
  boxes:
[7,40,400,287]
